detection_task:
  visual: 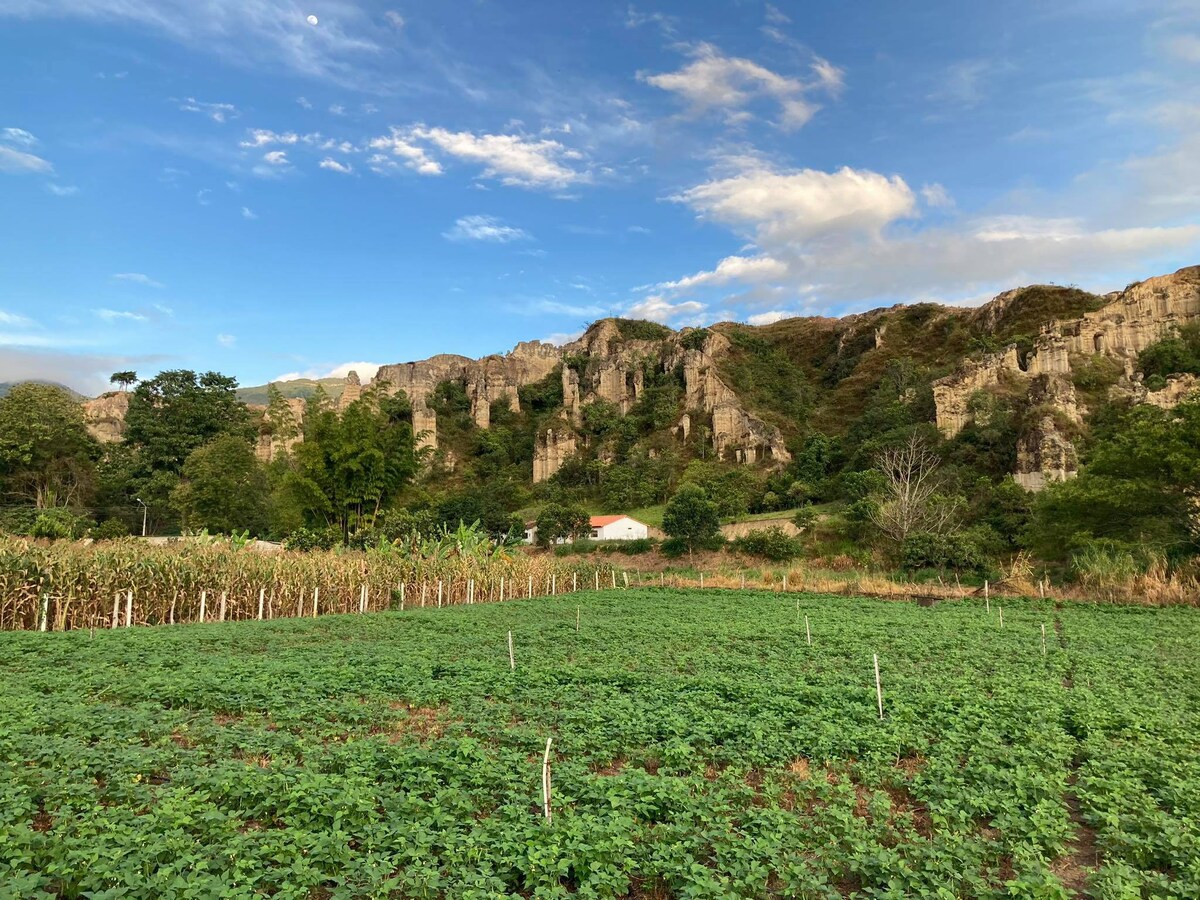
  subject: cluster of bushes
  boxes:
[730,526,804,561]
[553,538,656,557]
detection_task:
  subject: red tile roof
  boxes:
[589,515,627,527]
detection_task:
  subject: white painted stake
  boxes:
[499,577,504,602]
[805,615,811,646]
[595,571,600,591]
[984,580,990,612]
[527,576,533,599]
[1039,580,1045,600]
[421,582,427,608]
[1041,623,1047,655]
[576,607,580,633]
[741,572,745,589]
[169,594,176,625]
[999,607,1004,629]
[573,573,577,592]
[199,591,207,623]
[542,737,553,822]
[783,573,788,591]
[874,654,884,719]
[219,591,227,622]
[623,572,629,589]
[125,590,134,628]
[611,570,616,589]
[258,588,265,621]
[38,594,49,632]
[438,581,443,608]
[111,595,120,629]
[508,630,515,670]
[699,572,704,589]
[312,587,319,618]
[551,574,556,596]
[400,582,406,611]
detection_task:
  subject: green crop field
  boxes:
[1,590,1197,899]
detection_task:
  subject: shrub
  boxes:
[791,506,818,530]
[599,537,655,555]
[30,508,91,541]
[732,526,804,561]
[283,526,340,552]
[90,519,131,541]
[900,531,984,573]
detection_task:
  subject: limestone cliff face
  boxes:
[934,266,1200,490]
[83,392,130,443]
[373,343,561,452]
[533,428,577,483]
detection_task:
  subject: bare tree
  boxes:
[867,435,960,544]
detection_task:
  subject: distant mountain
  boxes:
[0,380,85,401]
[236,377,347,406]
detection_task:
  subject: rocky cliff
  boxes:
[934,266,1200,489]
[83,392,130,444]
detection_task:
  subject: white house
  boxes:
[525,515,650,544]
[588,515,649,541]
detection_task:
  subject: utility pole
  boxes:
[135,498,148,537]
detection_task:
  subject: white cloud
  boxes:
[0,310,35,327]
[746,309,791,325]
[179,97,237,123]
[94,308,148,322]
[367,128,443,175]
[0,145,52,174]
[329,104,346,116]
[402,125,588,189]
[625,294,706,325]
[443,215,530,243]
[46,183,78,196]
[318,157,353,173]
[241,206,257,219]
[657,254,787,294]
[112,272,165,288]
[921,182,954,208]
[196,188,212,205]
[217,333,237,347]
[542,330,583,346]
[296,96,313,109]
[383,10,405,28]
[641,42,839,130]
[1,127,37,146]
[274,361,381,382]
[675,158,917,245]
[1165,34,1200,64]
[241,129,299,148]
[262,150,290,166]
[764,3,790,24]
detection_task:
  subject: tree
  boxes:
[172,434,269,534]
[125,370,252,473]
[867,435,960,545]
[662,483,721,557]
[265,383,300,443]
[109,371,138,392]
[0,383,98,508]
[535,503,590,546]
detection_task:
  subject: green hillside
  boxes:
[236,377,346,406]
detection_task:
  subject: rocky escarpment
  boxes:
[935,266,1200,490]
[370,320,789,481]
[83,392,130,444]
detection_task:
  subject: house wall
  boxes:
[595,519,649,540]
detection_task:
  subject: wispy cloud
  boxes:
[241,206,258,219]
[112,272,164,288]
[1,127,37,147]
[444,214,531,243]
[318,157,353,174]
[641,42,842,130]
[46,183,79,196]
[178,97,237,123]
[0,145,52,174]
[94,308,149,322]
[0,310,35,327]
[217,333,236,347]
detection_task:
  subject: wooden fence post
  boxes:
[508,630,515,670]
[199,591,207,624]
[874,654,884,719]
[542,737,553,822]
[111,594,120,629]
[258,588,265,621]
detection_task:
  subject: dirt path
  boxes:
[1050,611,1100,897]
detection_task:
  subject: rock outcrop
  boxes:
[373,342,561,452]
[934,266,1200,490]
[83,392,129,443]
[533,428,577,483]
[252,397,306,463]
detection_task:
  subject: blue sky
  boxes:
[1,0,1198,394]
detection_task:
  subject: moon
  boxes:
[306,14,319,25]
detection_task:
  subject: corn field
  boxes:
[0,537,629,631]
